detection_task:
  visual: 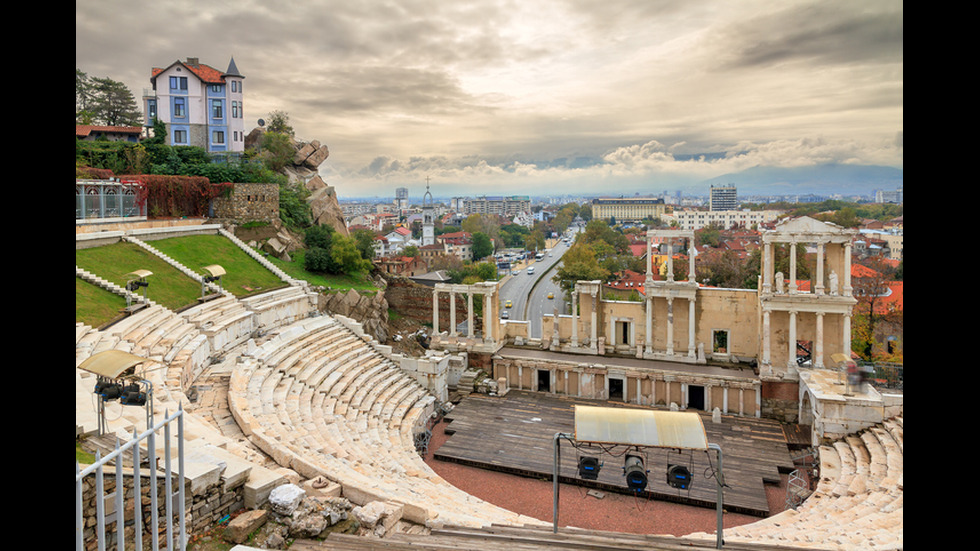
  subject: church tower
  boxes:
[422,179,435,246]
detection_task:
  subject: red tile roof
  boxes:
[76,125,142,137]
[151,60,228,85]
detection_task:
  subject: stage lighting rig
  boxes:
[124,270,152,306]
[79,350,156,436]
[578,456,602,480]
[201,264,226,298]
[667,463,693,490]
[623,453,648,492]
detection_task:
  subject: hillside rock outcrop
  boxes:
[320,288,389,344]
[246,127,347,237]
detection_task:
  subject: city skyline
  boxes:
[76,0,903,198]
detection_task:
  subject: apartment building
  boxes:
[462,195,530,217]
[590,197,666,222]
[709,184,738,211]
[666,208,780,230]
[144,57,245,153]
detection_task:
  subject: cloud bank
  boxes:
[76,0,902,197]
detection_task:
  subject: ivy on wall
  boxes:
[117,174,233,219]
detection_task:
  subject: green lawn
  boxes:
[76,241,203,314]
[76,234,381,327]
[267,248,378,293]
[148,234,286,296]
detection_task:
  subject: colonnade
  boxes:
[759,217,858,373]
[431,282,498,345]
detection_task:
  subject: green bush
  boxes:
[304,247,340,274]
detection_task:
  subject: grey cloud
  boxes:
[713,1,903,69]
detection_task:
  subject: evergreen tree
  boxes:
[76,71,143,126]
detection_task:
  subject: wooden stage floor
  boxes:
[434,390,796,517]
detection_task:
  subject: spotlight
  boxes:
[666,464,692,490]
[623,453,647,492]
[120,383,147,406]
[94,380,122,400]
[578,456,601,480]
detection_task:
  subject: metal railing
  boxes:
[76,406,186,551]
[858,360,903,391]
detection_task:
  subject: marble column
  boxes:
[789,240,798,294]
[687,298,696,358]
[666,297,675,356]
[645,296,653,352]
[483,292,493,343]
[816,241,826,295]
[571,289,579,347]
[815,311,824,368]
[787,310,797,369]
[763,241,772,293]
[762,309,771,368]
[467,292,474,338]
[450,290,457,337]
[590,290,598,351]
[432,289,439,333]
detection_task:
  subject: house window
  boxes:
[174,97,185,118]
[231,81,238,93]
[211,84,222,93]
[212,131,225,145]
[211,100,223,119]
[147,100,157,120]
[173,129,187,144]
[169,76,187,91]
[232,101,239,118]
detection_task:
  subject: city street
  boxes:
[498,224,582,338]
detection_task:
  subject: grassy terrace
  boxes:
[76,233,380,328]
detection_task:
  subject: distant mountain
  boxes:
[699,163,903,197]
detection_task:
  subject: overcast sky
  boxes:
[76,0,902,199]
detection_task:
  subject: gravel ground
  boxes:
[423,419,789,537]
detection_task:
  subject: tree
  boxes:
[76,71,143,126]
[401,245,420,258]
[351,228,379,260]
[304,224,335,250]
[258,131,294,172]
[471,232,494,261]
[331,235,373,274]
[267,110,295,136]
[552,243,609,294]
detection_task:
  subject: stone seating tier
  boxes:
[226,318,546,529]
[684,416,903,550]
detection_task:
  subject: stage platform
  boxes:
[434,390,796,517]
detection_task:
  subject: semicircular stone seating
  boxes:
[685,416,903,550]
[227,314,547,529]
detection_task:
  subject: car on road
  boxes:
[547,292,554,299]
[527,266,535,274]
[501,310,510,319]
[505,299,512,308]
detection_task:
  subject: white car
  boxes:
[527,266,535,274]
[501,310,510,319]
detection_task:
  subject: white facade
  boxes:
[665,209,780,230]
[145,57,245,153]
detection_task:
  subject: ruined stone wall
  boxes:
[211,182,280,224]
[79,471,244,551]
[382,274,466,328]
